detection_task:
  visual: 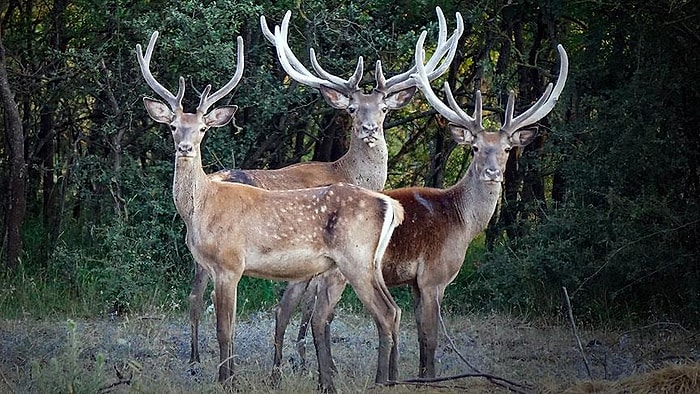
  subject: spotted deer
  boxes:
[137,31,406,392]
[279,34,569,379]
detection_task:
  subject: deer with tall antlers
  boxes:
[279,34,569,379]
[174,8,462,384]
[136,31,406,391]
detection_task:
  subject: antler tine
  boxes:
[271,12,352,91]
[310,48,364,92]
[197,36,245,114]
[262,12,311,76]
[136,31,184,111]
[260,14,275,44]
[412,31,482,131]
[381,8,463,95]
[375,60,387,91]
[501,44,569,134]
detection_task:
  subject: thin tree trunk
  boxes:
[0,31,27,270]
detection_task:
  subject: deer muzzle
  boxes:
[177,142,195,157]
[483,168,503,183]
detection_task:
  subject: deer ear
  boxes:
[143,97,174,124]
[384,86,417,109]
[510,128,538,147]
[448,125,476,145]
[319,85,351,109]
[204,105,238,128]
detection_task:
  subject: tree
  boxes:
[0,29,26,270]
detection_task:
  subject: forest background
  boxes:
[0,0,698,329]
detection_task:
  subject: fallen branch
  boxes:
[433,293,532,394]
[393,372,531,394]
[563,286,592,379]
[100,365,132,393]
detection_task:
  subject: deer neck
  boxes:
[333,135,388,191]
[450,164,503,233]
[173,155,210,224]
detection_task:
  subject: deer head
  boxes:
[412,33,569,183]
[136,32,244,159]
[261,7,463,147]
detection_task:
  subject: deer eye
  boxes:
[381,105,388,113]
[504,147,512,153]
[471,145,479,153]
[169,125,177,132]
[347,106,357,114]
[200,127,207,133]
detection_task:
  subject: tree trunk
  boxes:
[0,32,27,270]
[313,110,348,162]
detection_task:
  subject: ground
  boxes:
[0,307,698,393]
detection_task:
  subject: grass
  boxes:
[2,307,698,393]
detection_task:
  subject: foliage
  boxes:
[1,0,699,329]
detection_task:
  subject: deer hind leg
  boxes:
[272,279,310,385]
[213,271,240,383]
[189,263,209,364]
[342,268,400,385]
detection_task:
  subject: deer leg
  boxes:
[343,273,400,385]
[213,272,239,383]
[310,269,347,378]
[272,280,310,385]
[189,263,209,364]
[413,285,439,378]
[311,286,336,394]
[296,277,321,373]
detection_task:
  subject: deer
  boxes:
[182,7,463,382]
[277,33,569,380]
[136,31,406,392]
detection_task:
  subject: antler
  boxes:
[260,7,463,95]
[136,32,245,114]
[411,31,484,133]
[500,44,568,135]
[136,31,185,112]
[261,11,362,94]
[376,6,464,95]
[412,37,569,135]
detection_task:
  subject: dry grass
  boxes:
[0,308,697,393]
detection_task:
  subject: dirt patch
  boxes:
[0,309,697,393]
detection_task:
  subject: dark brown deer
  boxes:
[277,34,569,379]
[136,31,405,392]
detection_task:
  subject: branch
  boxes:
[434,292,532,393]
[563,286,591,379]
[99,366,132,393]
[394,372,531,394]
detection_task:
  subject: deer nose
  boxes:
[362,124,378,135]
[484,168,502,181]
[178,143,193,154]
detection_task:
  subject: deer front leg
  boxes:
[295,279,318,373]
[213,272,239,383]
[271,279,309,385]
[189,263,209,364]
[413,285,440,378]
[311,291,337,393]
[308,269,348,381]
